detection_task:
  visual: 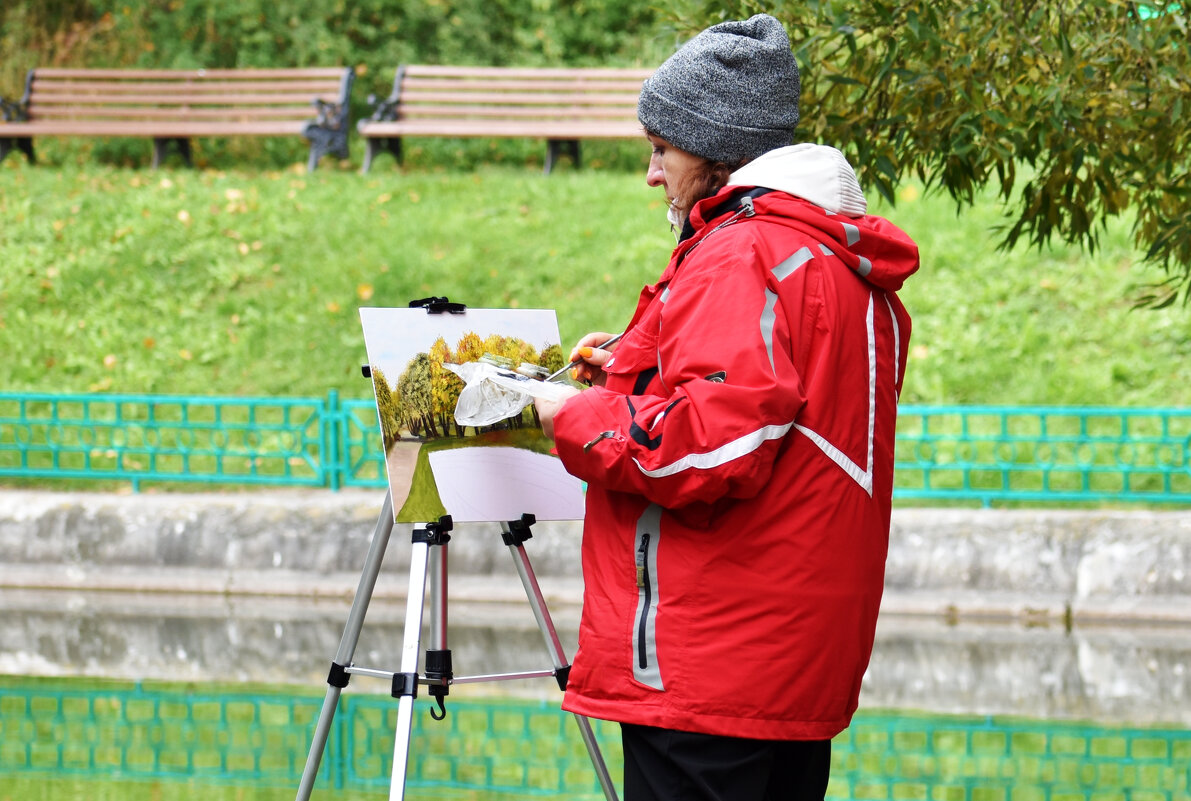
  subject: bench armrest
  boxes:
[304,87,354,167]
[363,92,400,123]
[3,70,35,121]
[311,98,348,131]
[363,66,405,123]
[0,96,27,122]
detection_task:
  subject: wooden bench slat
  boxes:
[360,119,643,139]
[403,65,652,80]
[1,120,308,136]
[33,80,343,94]
[27,106,318,121]
[32,67,348,79]
[401,77,647,92]
[397,105,638,121]
[30,92,339,106]
[398,90,641,107]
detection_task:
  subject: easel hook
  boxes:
[408,296,467,314]
[430,696,448,721]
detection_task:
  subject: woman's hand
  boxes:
[535,384,583,441]
[569,331,619,387]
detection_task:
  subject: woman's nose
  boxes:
[646,158,664,187]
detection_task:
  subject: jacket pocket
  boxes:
[632,503,664,690]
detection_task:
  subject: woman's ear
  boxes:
[709,162,734,195]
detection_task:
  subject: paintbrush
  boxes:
[544,333,623,382]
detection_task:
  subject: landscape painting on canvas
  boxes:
[359,306,584,524]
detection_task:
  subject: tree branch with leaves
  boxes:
[667,0,1191,305]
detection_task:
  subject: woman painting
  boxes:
[535,14,920,800]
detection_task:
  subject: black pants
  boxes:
[621,723,831,801]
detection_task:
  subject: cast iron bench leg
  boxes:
[304,119,351,172]
[362,137,402,173]
[0,137,34,164]
[152,137,191,168]
[545,139,580,175]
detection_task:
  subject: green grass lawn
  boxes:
[2,156,1188,407]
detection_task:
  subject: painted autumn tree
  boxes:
[455,332,486,366]
[427,336,465,437]
[670,1,1191,305]
[397,352,438,438]
[369,365,402,448]
[538,343,566,375]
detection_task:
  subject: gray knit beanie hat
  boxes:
[638,14,800,165]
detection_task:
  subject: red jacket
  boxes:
[553,169,919,740]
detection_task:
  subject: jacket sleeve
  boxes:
[552,236,811,509]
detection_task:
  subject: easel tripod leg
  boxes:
[388,519,446,801]
[502,520,620,801]
[573,714,618,801]
[295,491,396,801]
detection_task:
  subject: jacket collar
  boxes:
[677,186,774,244]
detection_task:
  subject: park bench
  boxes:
[0,67,354,170]
[357,65,652,173]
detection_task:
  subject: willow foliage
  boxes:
[667,1,1191,305]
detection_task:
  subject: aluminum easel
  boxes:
[294,489,618,801]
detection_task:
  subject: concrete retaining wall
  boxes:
[1,490,1189,623]
[2,490,1189,724]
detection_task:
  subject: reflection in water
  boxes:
[0,589,575,697]
[5,676,1189,801]
[3,588,1190,801]
[1,588,1189,726]
[868,615,1191,726]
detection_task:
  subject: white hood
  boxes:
[727,144,868,218]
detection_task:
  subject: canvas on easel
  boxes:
[359,305,584,524]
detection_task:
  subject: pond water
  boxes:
[1,588,1189,800]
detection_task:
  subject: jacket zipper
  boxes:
[635,531,651,669]
[632,504,664,690]
[680,200,756,262]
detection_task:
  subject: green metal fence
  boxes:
[896,404,1191,505]
[0,391,382,493]
[2,391,1190,505]
[2,680,1188,799]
